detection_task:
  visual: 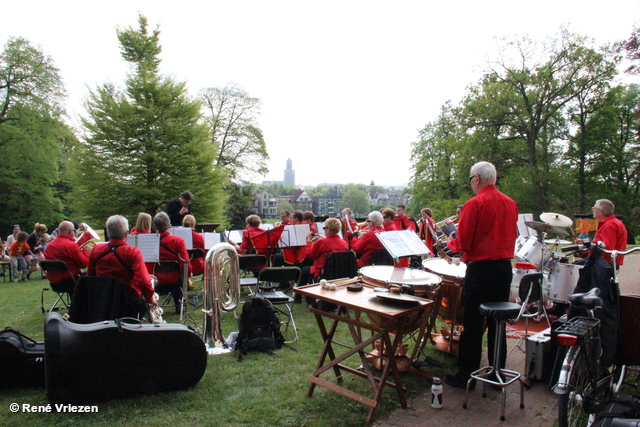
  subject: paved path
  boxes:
[375,254,640,427]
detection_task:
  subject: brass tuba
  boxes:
[202,242,240,354]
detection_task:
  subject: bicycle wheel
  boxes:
[558,347,592,427]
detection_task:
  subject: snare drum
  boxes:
[359,265,441,297]
[515,236,552,266]
[547,263,583,304]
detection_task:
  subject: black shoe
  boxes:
[444,372,475,390]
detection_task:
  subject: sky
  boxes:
[2,1,639,188]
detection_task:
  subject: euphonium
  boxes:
[203,242,240,354]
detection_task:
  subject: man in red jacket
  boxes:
[88,215,156,310]
[351,211,385,268]
[44,220,90,288]
[152,212,191,314]
[444,161,518,389]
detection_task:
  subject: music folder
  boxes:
[376,230,432,259]
[278,224,310,247]
[127,234,161,263]
[170,226,193,249]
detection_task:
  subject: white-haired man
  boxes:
[444,161,518,389]
[351,211,385,268]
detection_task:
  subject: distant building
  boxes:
[252,189,278,217]
[284,158,295,187]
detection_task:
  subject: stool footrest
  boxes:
[470,366,521,387]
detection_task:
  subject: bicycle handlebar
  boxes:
[594,242,640,257]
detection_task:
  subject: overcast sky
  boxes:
[2,1,639,187]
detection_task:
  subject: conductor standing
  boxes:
[443,161,519,389]
[166,191,194,226]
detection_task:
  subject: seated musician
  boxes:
[419,208,437,255]
[152,212,191,314]
[182,214,205,276]
[351,211,385,268]
[299,217,349,285]
[87,215,156,312]
[44,220,91,291]
[394,204,416,232]
[131,212,151,234]
[341,208,358,248]
[382,208,398,231]
[230,214,269,272]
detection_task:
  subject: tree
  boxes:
[341,188,370,216]
[70,14,226,225]
[225,183,257,229]
[200,83,268,182]
[0,37,65,132]
[0,105,73,232]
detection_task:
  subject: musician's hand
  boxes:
[306,232,313,242]
[180,207,188,215]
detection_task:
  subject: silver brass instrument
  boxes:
[203,242,240,355]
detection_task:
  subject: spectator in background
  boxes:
[26,223,47,278]
[6,224,21,250]
[9,231,33,282]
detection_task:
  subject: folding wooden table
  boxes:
[295,279,434,424]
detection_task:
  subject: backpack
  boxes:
[0,327,45,387]
[235,297,285,358]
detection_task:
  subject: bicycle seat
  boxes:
[569,287,602,308]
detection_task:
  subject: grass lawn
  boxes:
[0,275,457,426]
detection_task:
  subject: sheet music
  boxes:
[376,230,431,258]
[315,222,343,239]
[226,230,244,245]
[170,226,193,249]
[127,234,160,263]
[202,232,221,249]
[278,224,310,247]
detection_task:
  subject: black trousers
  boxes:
[457,259,512,376]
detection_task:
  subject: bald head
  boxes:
[59,221,75,233]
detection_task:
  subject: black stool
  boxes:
[463,301,525,421]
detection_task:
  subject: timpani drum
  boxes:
[359,265,442,297]
[422,258,466,324]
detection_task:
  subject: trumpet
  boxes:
[435,215,458,230]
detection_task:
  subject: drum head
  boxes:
[422,258,467,280]
[359,265,441,286]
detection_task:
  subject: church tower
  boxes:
[284,158,295,186]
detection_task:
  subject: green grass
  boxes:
[0,276,457,426]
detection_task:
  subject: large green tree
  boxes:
[199,82,268,183]
[0,37,65,131]
[70,14,225,226]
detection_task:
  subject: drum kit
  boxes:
[513,213,582,311]
[359,212,580,356]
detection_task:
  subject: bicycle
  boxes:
[554,243,640,427]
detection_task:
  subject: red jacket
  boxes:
[305,234,349,278]
[44,234,89,283]
[190,230,205,275]
[351,226,385,268]
[594,215,628,265]
[151,231,191,286]
[88,239,154,302]
[447,185,518,263]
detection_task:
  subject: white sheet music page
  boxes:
[202,232,221,249]
[278,224,310,247]
[127,234,161,263]
[170,226,193,249]
[227,230,244,246]
[376,230,431,258]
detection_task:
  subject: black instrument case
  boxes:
[44,313,207,404]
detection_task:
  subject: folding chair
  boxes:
[68,275,144,324]
[254,266,301,342]
[238,254,268,295]
[371,248,394,266]
[508,272,550,356]
[153,260,187,315]
[39,260,76,314]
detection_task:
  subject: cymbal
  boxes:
[540,212,573,228]
[544,239,572,245]
[525,221,570,237]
